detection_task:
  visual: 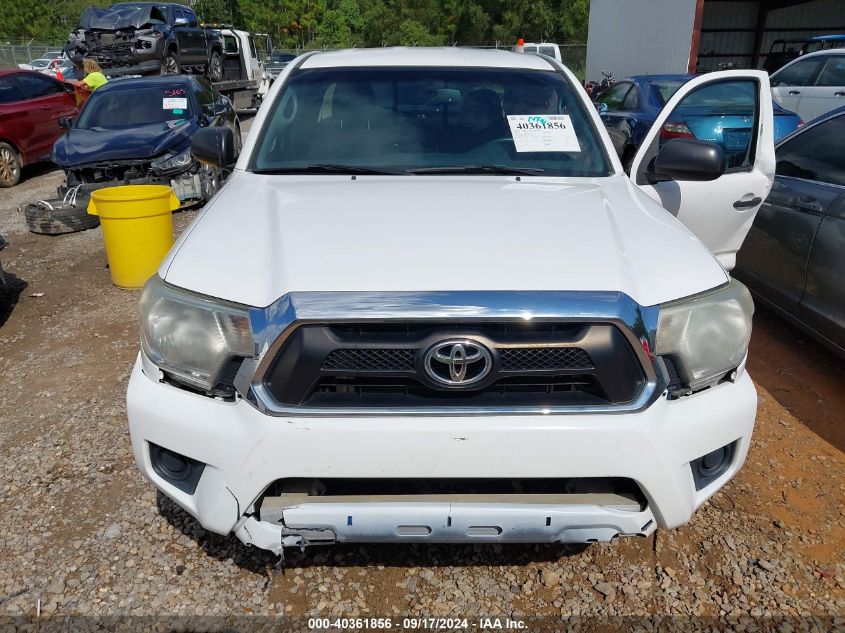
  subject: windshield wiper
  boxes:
[252,164,401,175]
[405,165,546,175]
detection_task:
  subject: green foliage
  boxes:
[0,0,590,50]
[0,0,111,42]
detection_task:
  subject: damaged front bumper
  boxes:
[64,162,211,205]
[235,499,657,556]
[66,28,165,75]
[127,353,757,554]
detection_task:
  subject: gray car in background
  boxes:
[734,106,845,357]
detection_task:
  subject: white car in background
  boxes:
[17,58,50,71]
[128,48,775,555]
[17,54,67,75]
[516,42,563,63]
[770,48,845,122]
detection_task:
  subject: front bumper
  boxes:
[127,354,756,553]
[64,169,205,205]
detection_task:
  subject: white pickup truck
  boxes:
[128,47,774,556]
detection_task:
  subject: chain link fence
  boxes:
[0,39,67,69]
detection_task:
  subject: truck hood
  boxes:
[78,5,159,30]
[162,173,728,308]
[52,120,195,166]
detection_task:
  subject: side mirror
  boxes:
[648,138,725,182]
[63,82,75,94]
[174,17,188,26]
[203,101,226,116]
[58,116,74,129]
[595,102,608,114]
[191,126,235,168]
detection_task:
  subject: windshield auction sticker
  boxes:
[507,114,581,152]
[163,97,188,110]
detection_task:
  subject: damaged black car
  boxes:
[65,3,224,80]
[52,75,240,206]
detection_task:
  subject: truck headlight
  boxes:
[655,279,754,391]
[139,276,254,391]
[152,149,193,175]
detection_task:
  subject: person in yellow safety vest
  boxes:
[67,58,108,106]
[68,59,108,93]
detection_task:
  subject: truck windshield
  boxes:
[77,86,193,128]
[252,67,611,177]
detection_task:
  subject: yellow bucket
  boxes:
[88,185,180,289]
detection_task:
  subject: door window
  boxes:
[771,57,823,86]
[776,115,845,187]
[183,10,199,28]
[660,79,758,171]
[192,77,214,108]
[0,77,24,103]
[14,73,62,99]
[596,83,631,111]
[622,85,639,110]
[815,56,845,87]
[224,35,239,54]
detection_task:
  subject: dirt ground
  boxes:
[0,137,843,631]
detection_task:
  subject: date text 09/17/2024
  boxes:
[307,617,527,629]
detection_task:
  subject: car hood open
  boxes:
[162,172,729,308]
[52,120,196,167]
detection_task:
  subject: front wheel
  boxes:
[198,163,220,202]
[0,142,21,188]
[207,51,223,83]
[161,51,180,75]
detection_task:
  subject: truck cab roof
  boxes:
[300,47,557,71]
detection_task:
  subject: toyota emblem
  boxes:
[423,339,493,387]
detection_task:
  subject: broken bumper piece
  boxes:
[234,499,657,555]
[65,171,204,205]
[127,354,757,553]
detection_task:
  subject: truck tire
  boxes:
[207,50,223,83]
[24,197,99,236]
[161,51,181,75]
[0,142,21,188]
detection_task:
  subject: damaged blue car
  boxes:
[52,74,240,205]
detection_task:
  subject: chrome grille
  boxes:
[264,320,646,409]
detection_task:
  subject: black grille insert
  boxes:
[500,347,592,371]
[310,375,609,407]
[263,322,647,408]
[323,348,415,371]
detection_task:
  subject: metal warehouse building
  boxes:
[586,0,845,81]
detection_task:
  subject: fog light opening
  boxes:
[149,443,206,494]
[691,440,737,491]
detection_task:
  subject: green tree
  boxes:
[315,0,364,47]
[0,0,593,52]
[397,18,442,46]
[194,0,237,25]
[453,1,491,45]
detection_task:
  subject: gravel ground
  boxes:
[0,119,843,631]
